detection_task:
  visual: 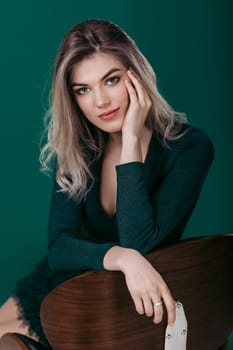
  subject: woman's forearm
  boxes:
[120,134,142,164]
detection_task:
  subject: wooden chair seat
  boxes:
[40,235,233,350]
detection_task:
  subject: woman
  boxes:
[0,19,214,347]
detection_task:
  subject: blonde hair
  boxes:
[40,19,186,200]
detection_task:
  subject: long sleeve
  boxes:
[115,127,214,253]
[47,172,115,272]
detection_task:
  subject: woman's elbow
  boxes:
[47,246,61,271]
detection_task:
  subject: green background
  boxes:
[0,0,232,347]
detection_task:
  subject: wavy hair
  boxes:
[40,19,186,200]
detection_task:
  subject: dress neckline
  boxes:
[96,130,156,219]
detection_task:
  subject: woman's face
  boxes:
[70,52,129,134]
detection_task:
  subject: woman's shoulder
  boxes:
[168,123,214,155]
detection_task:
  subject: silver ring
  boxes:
[153,300,162,307]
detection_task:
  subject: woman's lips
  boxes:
[98,107,120,120]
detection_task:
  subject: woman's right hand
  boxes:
[103,246,176,326]
[121,70,152,139]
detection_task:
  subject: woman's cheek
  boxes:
[75,96,89,115]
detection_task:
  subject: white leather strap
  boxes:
[164,301,188,350]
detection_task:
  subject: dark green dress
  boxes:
[14,124,214,345]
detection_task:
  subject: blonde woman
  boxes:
[0,19,214,348]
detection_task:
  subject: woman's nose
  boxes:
[93,88,110,108]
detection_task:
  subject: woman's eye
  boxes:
[74,87,90,95]
[106,76,120,85]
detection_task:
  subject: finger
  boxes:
[142,295,154,317]
[124,78,138,105]
[160,286,176,326]
[127,70,149,106]
[127,70,145,104]
[133,296,144,315]
[152,299,163,324]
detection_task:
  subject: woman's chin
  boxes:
[97,117,124,134]
[99,125,122,134]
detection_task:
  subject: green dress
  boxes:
[14,124,214,345]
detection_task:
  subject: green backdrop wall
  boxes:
[0,0,232,346]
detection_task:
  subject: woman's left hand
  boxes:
[122,70,152,137]
[103,246,176,326]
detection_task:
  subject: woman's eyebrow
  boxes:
[71,68,122,87]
